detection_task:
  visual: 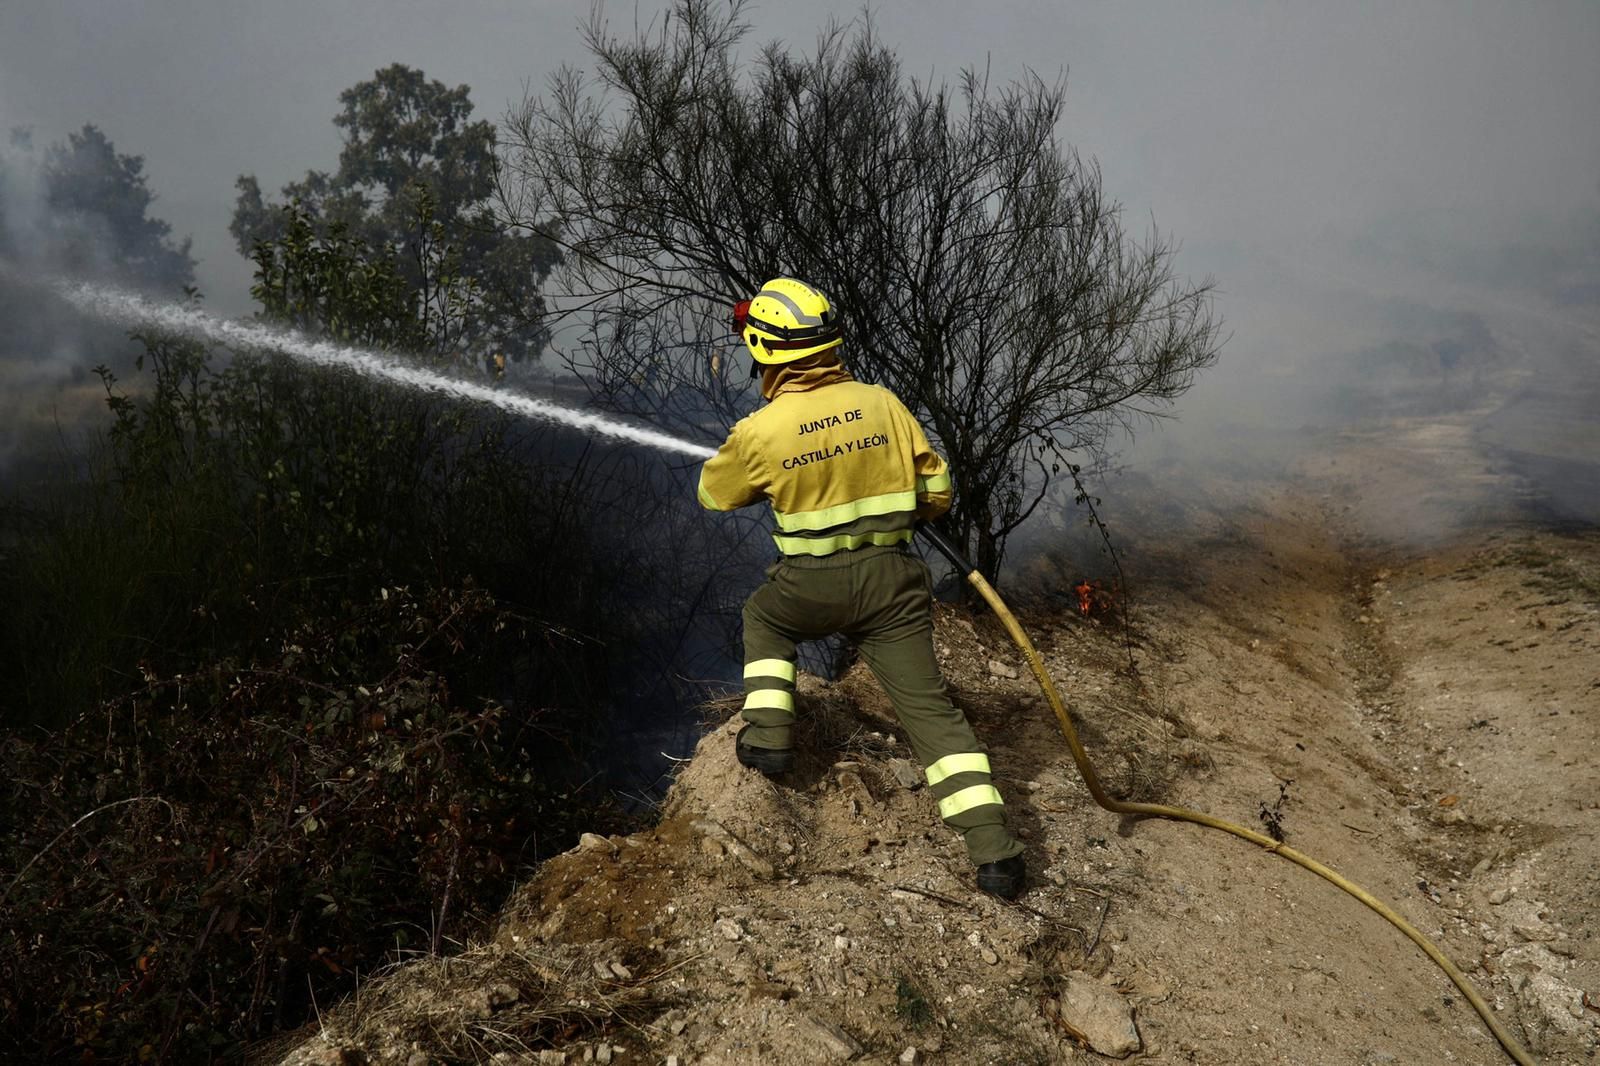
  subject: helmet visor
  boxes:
[731,299,751,334]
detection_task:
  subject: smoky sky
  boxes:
[2,1,1594,314]
[2,1,1598,524]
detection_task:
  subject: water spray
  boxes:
[18,270,716,462]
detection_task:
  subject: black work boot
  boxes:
[735,725,795,776]
[976,853,1026,900]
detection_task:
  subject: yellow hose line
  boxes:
[965,571,1536,1066]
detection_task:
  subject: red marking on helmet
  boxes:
[731,300,751,333]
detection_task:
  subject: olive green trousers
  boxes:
[739,544,1023,866]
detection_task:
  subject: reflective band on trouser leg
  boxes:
[925,756,1013,863]
[741,586,799,750]
[938,784,1005,819]
[742,689,795,714]
[741,654,796,747]
[742,659,797,720]
[741,569,805,749]
[925,752,991,787]
[744,658,797,684]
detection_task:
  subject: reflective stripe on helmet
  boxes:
[743,277,844,365]
[754,284,826,326]
[744,658,797,683]
[743,689,795,714]
[938,784,1005,819]
[925,752,992,787]
[770,528,913,557]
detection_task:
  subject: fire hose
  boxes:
[916,524,1537,1066]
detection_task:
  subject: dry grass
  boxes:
[276,941,680,1064]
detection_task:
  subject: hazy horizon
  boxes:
[3,1,1597,527]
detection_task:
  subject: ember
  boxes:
[1073,579,1115,619]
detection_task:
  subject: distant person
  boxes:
[696,277,1026,899]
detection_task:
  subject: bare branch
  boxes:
[498,0,1222,576]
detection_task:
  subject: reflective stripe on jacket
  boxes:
[697,358,952,555]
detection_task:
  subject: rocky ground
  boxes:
[265,499,1598,1065]
[266,300,1599,1066]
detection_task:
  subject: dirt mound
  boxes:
[267,512,1599,1066]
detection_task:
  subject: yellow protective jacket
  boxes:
[697,356,952,556]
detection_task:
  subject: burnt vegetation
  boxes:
[0,126,700,1061]
[1,6,1226,1060]
[0,225,654,1061]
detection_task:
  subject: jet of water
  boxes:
[28,272,717,461]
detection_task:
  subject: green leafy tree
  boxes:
[503,1,1222,577]
[232,64,558,363]
[248,201,426,349]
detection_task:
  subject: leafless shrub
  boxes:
[499,0,1222,576]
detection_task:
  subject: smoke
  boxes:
[1005,202,1600,594]
[0,127,189,482]
[5,136,102,280]
[1102,216,1600,562]
[1,141,93,479]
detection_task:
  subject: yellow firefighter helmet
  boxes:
[733,277,844,365]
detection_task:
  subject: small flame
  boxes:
[1073,579,1115,619]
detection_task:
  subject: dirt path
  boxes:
[1095,496,1598,1065]
[1078,382,1600,1064]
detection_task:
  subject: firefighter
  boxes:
[696,277,1027,900]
